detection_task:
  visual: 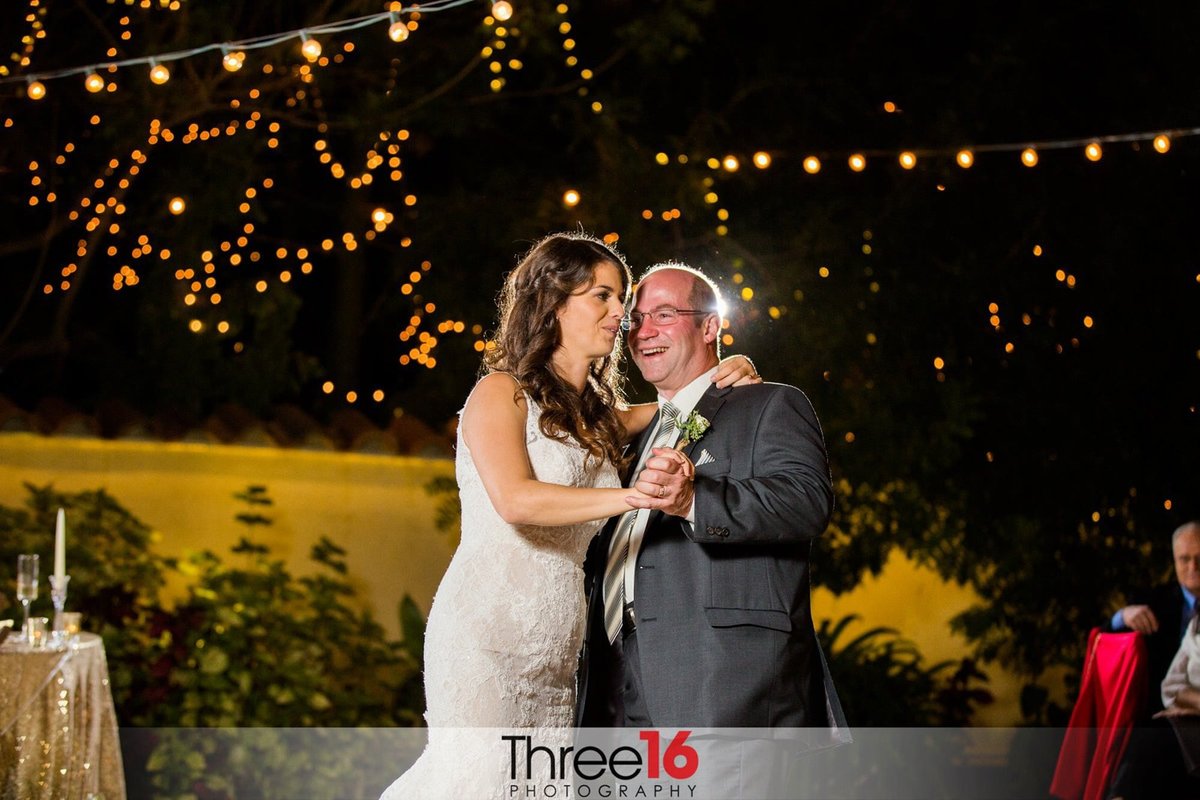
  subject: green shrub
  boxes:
[819,614,992,726]
[0,484,425,798]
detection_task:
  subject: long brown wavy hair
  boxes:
[484,232,631,469]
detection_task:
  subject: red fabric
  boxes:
[1050,628,1148,800]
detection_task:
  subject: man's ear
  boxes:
[702,314,720,343]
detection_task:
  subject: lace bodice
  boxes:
[381,386,619,799]
[455,392,619,561]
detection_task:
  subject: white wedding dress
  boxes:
[381,389,619,799]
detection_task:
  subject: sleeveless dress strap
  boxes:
[458,372,539,446]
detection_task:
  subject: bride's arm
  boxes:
[617,403,659,442]
[463,373,656,526]
[615,354,763,440]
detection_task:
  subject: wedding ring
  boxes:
[659,485,666,498]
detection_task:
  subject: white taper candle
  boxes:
[54,507,66,580]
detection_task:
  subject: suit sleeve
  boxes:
[1103,585,1171,632]
[689,386,834,545]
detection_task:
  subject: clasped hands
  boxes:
[626,447,695,517]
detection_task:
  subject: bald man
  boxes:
[1106,521,1200,800]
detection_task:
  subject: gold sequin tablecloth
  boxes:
[1,633,126,800]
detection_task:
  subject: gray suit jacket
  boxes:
[577,381,845,729]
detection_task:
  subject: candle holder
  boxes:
[16,554,38,643]
[49,574,70,644]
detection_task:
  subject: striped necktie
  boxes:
[602,402,679,644]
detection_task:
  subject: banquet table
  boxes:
[0,632,126,800]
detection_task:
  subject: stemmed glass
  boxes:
[16,554,38,641]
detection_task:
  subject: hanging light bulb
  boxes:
[848,154,866,172]
[1084,142,1102,162]
[898,151,917,170]
[956,149,974,168]
[169,197,186,215]
[752,151,771,169]
[301,32,322,61]
[722,155,740,172]
[149,60,171,85]
[388,12,410,42]
[802,156,821,174]
[1153,134,1171,154]
[222,49,245,72]
[1021,147,1038,167]
[85,72,105,93]
[492,1,514,21]
[562,189,580,207]
[26,79,46,100]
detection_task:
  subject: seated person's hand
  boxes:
[1120,604,1159,634]
[1154,705,1200,719]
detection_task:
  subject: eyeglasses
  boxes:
[620,307,710,331]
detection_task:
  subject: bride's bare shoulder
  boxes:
[463,372,528,419]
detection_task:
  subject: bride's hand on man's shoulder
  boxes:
[713,355,762,387]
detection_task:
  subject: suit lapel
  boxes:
[678,384,728,462]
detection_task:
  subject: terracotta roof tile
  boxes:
[0,395,452,457]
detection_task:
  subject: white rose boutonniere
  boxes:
[675,410,711,450]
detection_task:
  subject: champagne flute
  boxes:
[16,554,38,641]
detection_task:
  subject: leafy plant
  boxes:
[0,484,426,799]
[818,614,992,727]
[424,474,461,546]
[818,479,969,596]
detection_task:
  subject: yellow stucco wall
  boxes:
[0,432,1046,723]
[811,553,1045,725]
[0,432,457,638]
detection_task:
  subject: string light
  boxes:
[388,12,410,42]
[691,128,1192,178]
[84,72,104,93]
[19,5,1186,405]
[149,60,170,85]
[722,155,740,172]
[222,49,245,72]
[563,189,580,207]
[26,78,45,100]
[0,0,477,92]
[300,32,322,62]
[492,0,514,21]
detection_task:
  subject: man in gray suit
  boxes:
[577,263,845,741]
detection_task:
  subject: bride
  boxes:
[381,233,756,798]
